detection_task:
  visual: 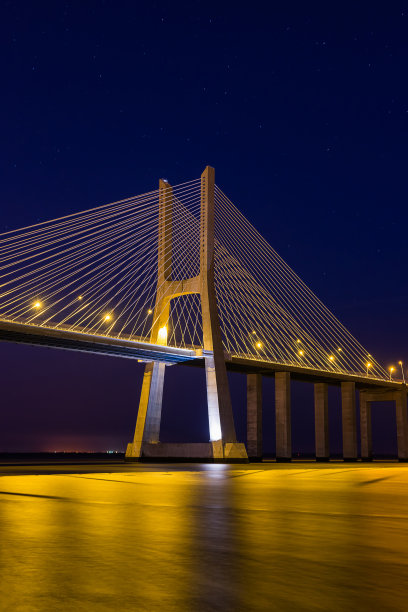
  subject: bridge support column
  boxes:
[359,391,372,461]
[199,167,247,461]
[125,361,166,459]
[204,352,237,456]
[341,381,357,461]
[314,383,329,461]
[247,373,263,461]
[396,388,408,461]
[275,372,291,462]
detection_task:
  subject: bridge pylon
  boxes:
[125,166,248,462]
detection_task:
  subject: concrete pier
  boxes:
[142,362,166,443]
[359,391,372,461]
[396,388,408,461]
[314,382,329,461]
[275,371,291,462]
[247,373,263,461]
[125,361,166,459]
[341,381,357,461]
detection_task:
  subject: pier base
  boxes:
[125,442,248,463]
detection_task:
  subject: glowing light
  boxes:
[398,361,406,383]
[328,355,335,362]
[147,309,152,314]
[252,331,256,335]
[296,339,301,343]
[256,342,263,349]
[337,347,342,352]
[33,301,42,309]
[366,362,372,375]
[104,314,112,322]
[209,415,222,442]
[298,350,304,356]
[158,325,167,345]
[78,296,83,301]
[389,366,395,381]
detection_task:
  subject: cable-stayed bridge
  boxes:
[1,167,407,461]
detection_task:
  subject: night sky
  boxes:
[1,1,408,455]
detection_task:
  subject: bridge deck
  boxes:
[0,319,197,364]
[223,355,403,390]
[0,319,402,390]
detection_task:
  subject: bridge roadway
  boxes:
[0,317,402,390]
[0,319,196,365]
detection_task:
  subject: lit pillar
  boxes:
[341,381,357,461]
[314,382,329,461]
[143,362,166,442]
[247,373,263,461]
[151,179,173,344]
[125,361,166,459]
[396,388,408,461]
[200,166,245,459]
[359,391,372,461]
[125,178,172,461]
[275,371,291,462]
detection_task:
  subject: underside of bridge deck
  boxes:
[0,319,197,365]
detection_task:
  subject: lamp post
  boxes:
[366,362,372,376]
[399,361,406,384]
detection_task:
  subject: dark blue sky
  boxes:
[1,1,407,453]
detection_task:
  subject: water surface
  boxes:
[1,462,407,611]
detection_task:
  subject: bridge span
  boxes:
[1,166,407,463]
[0,318,401,389]
[1,315,406,464]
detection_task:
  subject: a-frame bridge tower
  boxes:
[125,167,248,461]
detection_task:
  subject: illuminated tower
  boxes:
[125,166,248,461]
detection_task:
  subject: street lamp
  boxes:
[366,362,372,376]
[389,366,395,381]
[399,361,406,384]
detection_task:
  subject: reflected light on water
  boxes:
[0,464,408,610]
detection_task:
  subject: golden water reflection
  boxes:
[0,464,408,611]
